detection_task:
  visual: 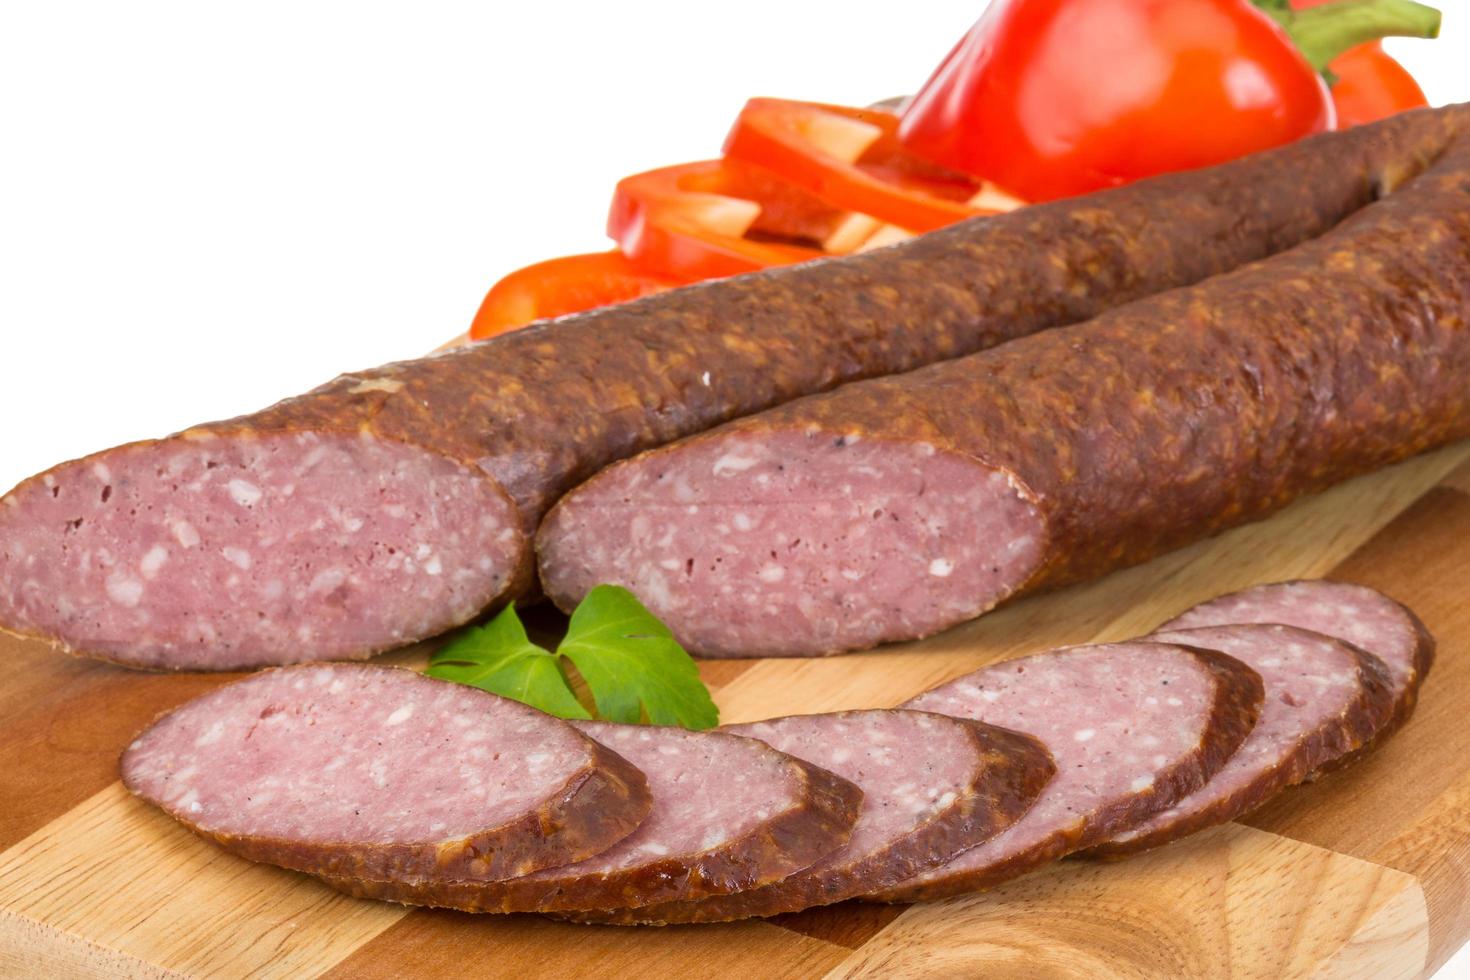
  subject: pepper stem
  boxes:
[1261,0,1442,72]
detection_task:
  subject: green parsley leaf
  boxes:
[427,603,591,720]
[559,585,719,730]
[424,586,718,730]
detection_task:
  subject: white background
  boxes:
[2,4,1468,971]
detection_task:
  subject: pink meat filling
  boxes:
[1162,580,1423,699]
[1108,625,1369,844]
[887,642,1221,891]
[0,431,520,669]
[120,665,597,845]
[730,710,985,876]
[538,429,1045,658]
[518,721,807,879]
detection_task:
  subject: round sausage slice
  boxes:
[1160,580,1434,740]
[318,720,863,913]
[120,664,652,880]
[567,709,1056,924]
[866,641,1263,903]
[1088,624,1395,857]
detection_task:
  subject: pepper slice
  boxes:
[722,98,1012,233]
[607,159,832,281]
[468,250,681,341]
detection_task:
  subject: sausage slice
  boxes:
[866,641,1263,902]
[1160,580,1434,740]
[567,709,1055,924]
[318,720,863,913]
[120,664,651,880]
[1088,624,1396,857]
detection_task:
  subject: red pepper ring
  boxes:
[607,160,826,281]
[468,250,682,341]
[722,98,1003,233]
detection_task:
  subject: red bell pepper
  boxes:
[898,0,1441,202]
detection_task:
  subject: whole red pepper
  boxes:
[900,0,1441,201]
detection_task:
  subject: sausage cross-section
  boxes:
[866,641,1263,902]
[537,107,1470,659]
[568,709,1055,925]
[3,107,1463,670]
[1087,624,1395,858]
[317,720,863,913]
[120,664,652,880]
[1160,580,1434,745]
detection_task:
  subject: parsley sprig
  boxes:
[427,585,718,730]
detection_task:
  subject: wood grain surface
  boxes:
[2,441,1469,979]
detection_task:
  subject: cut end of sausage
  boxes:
[568,710,1056,925]
[120,664,651,880]
[1159,579,1434,733]
[1088,623,1395,857]
[0,431,523,670]
[868,641,1263,902]
[319,719,864,914]
[537,427,1046,658]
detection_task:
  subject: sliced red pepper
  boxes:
[468,250,681,341]
[607,160,828,281]
[722,98,1012,233]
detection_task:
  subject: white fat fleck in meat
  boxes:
[260,579,284,601]
[423,556,442,576]
[980,690,1001,703]
[227,479,263,508]
[194,720,226,747]
[700,371,711,386]
[384,704,414,726]
[712,453,759,475]
[222,547,253,571]
[1074,728,1096,742]
[1166,697,1183,707]
[176,788,201,812]
[732,512,754,532]
[757,564,786,584]
[92,462,113,483]
[168,518,201,549]
[658,559,682,571]
[139,545,169,579]
[639,842,671,857]
[309,568,348,594]
[928,558,955,578]
[414,543,433,560]
[1131,775,1156,793]
[106,574,144,608]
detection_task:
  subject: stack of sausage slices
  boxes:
[122,578,1431,923]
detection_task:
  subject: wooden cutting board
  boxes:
[4,440,1470,979]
